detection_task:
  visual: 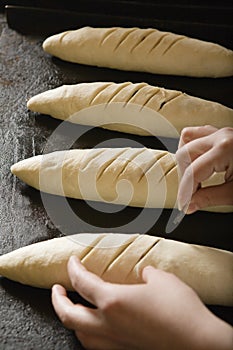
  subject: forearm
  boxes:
[207,319,233,350]
[194,314,233,350]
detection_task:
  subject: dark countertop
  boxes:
[0,10,232,350]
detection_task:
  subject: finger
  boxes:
[176,135,213,178]
[67,256,107,307]
[186,182,233,214]
[52,284,75,328]
[178,125,218,148]
[177,146,228,210]
[142,265,173,284]
[142,266,192,299]
[142,265,158,283]
[52,284,74,311]
[177,127,232,178]
[52,284,102,332]
[75,330,126,350]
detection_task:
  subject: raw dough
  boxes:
[27,82,233,138]
[11,147,232,212]
[0,233,232,306]
[42,27,233,77]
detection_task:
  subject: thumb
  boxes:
[141,265,168,284]
[186,182,233,214]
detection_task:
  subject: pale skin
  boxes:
[52,126,233,349]
[176,126,233,214]
[52,256,233,350]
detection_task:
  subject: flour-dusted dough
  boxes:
[42,27,233,78]
[11,148,232,212]
[27,82,233,138]
[0,233,232,306]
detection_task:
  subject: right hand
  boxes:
[176,126,233,213]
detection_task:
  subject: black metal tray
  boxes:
[4,3,233,48]
[0,4,232,349]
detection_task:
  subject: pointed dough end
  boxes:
[42,31,69,55]
[27,94,43,112]
[11,163,18,176]
[11,156,42,189]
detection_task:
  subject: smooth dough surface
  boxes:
[0,233,232,306]
[27,82,233,138]
[42,27,233,77]
[11,148,233,212]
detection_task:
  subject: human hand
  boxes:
[176,126,233,214]
[52,256,232,350]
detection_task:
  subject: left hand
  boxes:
[51,256,232,350]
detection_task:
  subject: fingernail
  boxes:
[144,265,153,271]
[177,192,190,212]
[52,284,63,293]
[52,284,58,291]
[69,255,79,265]
[186,203,199,214]
[178,199,189,213]
[69,256,86,270]
[177,200,183,211]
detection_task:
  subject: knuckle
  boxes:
[217,128,233,150]
[100,293,121,314]
[180,127,192,141]
[194,192,212,209]
[219,126,233,134]
[203,124,214,131]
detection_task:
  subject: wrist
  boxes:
[196,312,233,350]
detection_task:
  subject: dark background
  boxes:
[0,1,233,349]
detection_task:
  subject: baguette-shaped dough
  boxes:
[42,27,233,77]
[11,148,232,212]
[0,233,232,306]
[27,82,233,138]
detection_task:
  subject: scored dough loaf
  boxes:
[10,147,232,212]
[27,82,233,137]
[42,26,233,78]
[0,233,232,306]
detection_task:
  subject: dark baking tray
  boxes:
[3,0,233,25]
[0,5,232,349]
[5,5,233,48]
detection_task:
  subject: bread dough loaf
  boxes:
[0,233,232,306]
[27,82,233,138]
[11,148,232,212]
[42,27,233,78]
